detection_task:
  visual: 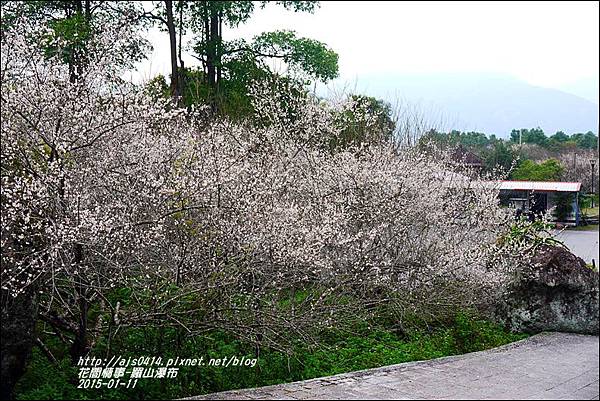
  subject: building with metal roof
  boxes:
[495,180,582,226]
[496,181,581,193]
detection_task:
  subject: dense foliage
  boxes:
[4,3,592,400]
[510,128,598,150]
[14,313,526,400]
[421,127,598,194]
[511,159,564,181]
[0,13,534,400]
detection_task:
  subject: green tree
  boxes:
[418,130,491,153]
[144,1,337,109]
[553,193,574,222]
[510,127,547,146]
[188,29,338,113]
[447,131,490,149]
[546,131,570,151]
[141,1,187,100]
[550,131,569,142]
[330,95,395,150]
[511,159,564,181]
[571,131,598,150]
[142,1,338,109]
[482,139,516,172]
[1,1,148,82]
[418,129,449,149]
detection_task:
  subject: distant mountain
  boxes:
[557,76,599,104]
[323,73,598,138]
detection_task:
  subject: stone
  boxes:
[496,244,599,335]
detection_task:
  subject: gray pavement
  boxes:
[186,333,599,400]
[555,229,599,264]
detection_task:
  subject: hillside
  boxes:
[329,73,599,137]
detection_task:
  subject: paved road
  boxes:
[555,230,599,264]
[186,333,599,400]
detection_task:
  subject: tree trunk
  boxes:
[178,0,185,101]
[204,6,220,112]
[1,289,38,400]
[165,0,180,101]
[216,11,222,88]
[1,211,42,399]
[74,0,83,81]
[69,295,89,363]
[69,243,89,363]
[202,2,209,86]
[206,13,217,99]
[66,0,91,83]
[65,2,77,83]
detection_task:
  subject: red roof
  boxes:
[497,181,581,192]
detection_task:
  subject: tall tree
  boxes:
[142,1,183,101]
[510,127,547,146]
[571,131,599,150]
[511,159,564,181]
[149,1,334,110]
[143,1,338,109]
[188,2,321,97]
[1,1,148,83]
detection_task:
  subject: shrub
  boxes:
[15,313,526,400]
[3,19,523,399]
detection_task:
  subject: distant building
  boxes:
[451,145,485,170]
[437,172,583,225]
[497,181,582,225]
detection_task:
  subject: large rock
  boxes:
[496,245,599,335]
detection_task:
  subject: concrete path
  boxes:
[187,333,599,400]
[555,229,599,264]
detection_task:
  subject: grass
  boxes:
[567,223,599,231]
[582,206,599,217]
[14,313,527,400]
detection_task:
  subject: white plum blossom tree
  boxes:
[2,16,520,398]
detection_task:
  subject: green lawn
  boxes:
[569,223,599,231]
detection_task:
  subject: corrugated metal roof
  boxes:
[496,181,581,192]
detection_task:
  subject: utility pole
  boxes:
[591,159,596,208]
[519,129,522,147]
[518,129,523,160]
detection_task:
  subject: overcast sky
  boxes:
[129,1,599,92]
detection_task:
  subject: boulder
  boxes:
[496,245,599,335]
